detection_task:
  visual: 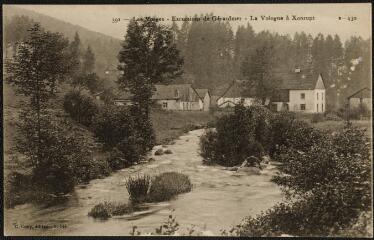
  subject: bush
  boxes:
[88,202,112,219]
[16,111,96,194]
[232,124,372,237]
[92,105,153,165]
[200,104,271,166]
[148,172,192,202]
[88,201,146,219]
[107,148,131,170]
[269,112,326,158]
[63,90,98,126]
[125,174,151,203]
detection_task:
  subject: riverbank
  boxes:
[4,129,283,236]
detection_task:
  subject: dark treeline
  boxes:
[171,14,371,110]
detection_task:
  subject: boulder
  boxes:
[154,149,164,156]
[262,155,271,164]
[164,149,173,154]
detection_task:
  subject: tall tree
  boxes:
[233,23,256,79]
[82,45,95,74]
[242,44,277,104]
[68,32,82,78]
[5,23,74,192]
[117,18,183,115]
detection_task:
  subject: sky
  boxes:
[5,4,372,42]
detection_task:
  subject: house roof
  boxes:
[347,87,371,99]
[195,89,209,98]
[153,84,200,101]
[275,72,323,90]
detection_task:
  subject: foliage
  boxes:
[15,110,96,193]
[231,124,371,237]
[200,104,272,166]
[125,174,152,203]
[63,90,98,126]
[242,44,277,103]
[148,172,193,202]
[269,112,326,157]
[118,18,183,113]
[154,212,180,235]
[92,105,154,165]
[88,201,146,219]
[107,148,131,170]
[88,202,112,219]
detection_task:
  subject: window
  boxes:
[301,93,305,99]
[317,92,319,100]
[322,104,324,112]
[322,92,324,101]
[162,102,168,109]
[300,104,306,110]
[317,104,319,112]
[175,90,179,98]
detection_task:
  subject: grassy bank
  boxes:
[151,109,216,145]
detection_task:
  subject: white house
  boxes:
[271,69,326,113]
[114,84,210,111]
[216,81,258,108]
[195,89,211,111]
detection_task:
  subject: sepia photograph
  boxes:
[2,2,372,237]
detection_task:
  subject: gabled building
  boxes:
[195,88,211,111]
[114,84,210,111]
[216,80,258,108]
[153,84,206,111]
[347,87,372,111]
[272,69,326,113]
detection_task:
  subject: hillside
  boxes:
[4,5,122,88]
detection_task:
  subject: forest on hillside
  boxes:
[3,7,121,85]
[4,11,371,111]
[171,14,371,110]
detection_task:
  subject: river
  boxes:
[4,129,283,236]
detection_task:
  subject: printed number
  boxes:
[112,18,121,23]
[347,16,357,21]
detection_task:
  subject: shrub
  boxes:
[269,113,326,158]
[92,105,153,165]
[200,104,271,166]
[88,202,112,219]
[88,201,146,219]
[125,174,151,203]
[242,124,372,237]
[148,172,192,202]
[63,90,98,126]
[16,111,95,194]
[107,148,131,170]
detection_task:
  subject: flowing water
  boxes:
[5,129,283,236]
